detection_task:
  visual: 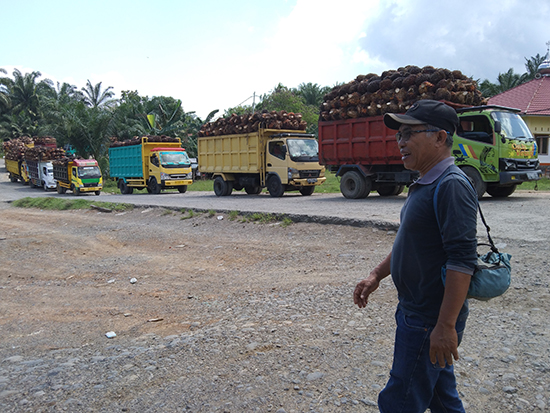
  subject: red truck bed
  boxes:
[318,115,403,166]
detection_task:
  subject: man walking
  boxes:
[354,100,478,412]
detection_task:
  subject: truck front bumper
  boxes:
[162,179,193,187]
[500,170,542,185]
[79,186,103,193]
[289,177,327,186]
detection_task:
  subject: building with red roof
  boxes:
[489,61,550,168]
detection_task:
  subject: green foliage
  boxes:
[11,197,134,211]
[228,210,239,221]
[480,51,549,97]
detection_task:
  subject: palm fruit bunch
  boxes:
[199,110,307,137]
[319,65,487,121]
[3,136,33,161]
[109,135,180,148]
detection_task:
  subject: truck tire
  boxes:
[486,184,517,198]
[95,191,101,196]
[299,186,315,196]
[148,177,161,194]
[57,183,66,194]
[9,173,17,183]
[71,185,80,196]
[459,166,486,199]
[267,175,285,197]
[214,176,232,197]
[177,186,188,193]
[377,184,404,197]
[118,180,134,195]
[245,185,262,195]
[340,171,368,199]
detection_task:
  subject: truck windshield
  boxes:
[159,151,190,166]
[78,166,102,179]
[287,139,319,162]
[491,111,534,141]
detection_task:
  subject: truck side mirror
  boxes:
[281,145,287,156]
[494,121,501,134]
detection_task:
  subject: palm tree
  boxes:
[479,68,525,98]
[81,80,115,108]
[524,53,549,81]
[295,82,331,107]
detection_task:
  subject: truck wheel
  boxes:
[299,186,315,196]
[148,177,161,194]
[486,184,517,198]
[178,186,188,193]
[71,185,80,196]
[377,184,404,197]
[267,175,285,197]
[245,185,262,195]
[214,176,228,197]
[57,183,63,194]
[460,166,486,199]
[9,174,17,183]
[340,171,368,199]
[118,180,133,195]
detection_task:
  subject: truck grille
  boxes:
[299,170,321,179]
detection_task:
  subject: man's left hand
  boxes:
[429,323,459,368]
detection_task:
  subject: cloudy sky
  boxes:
[2,0,549,119]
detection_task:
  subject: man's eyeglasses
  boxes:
[395,129,440,142]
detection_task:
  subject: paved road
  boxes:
[2,159,549,243]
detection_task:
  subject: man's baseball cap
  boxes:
[383,100,458,134]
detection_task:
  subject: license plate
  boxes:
[307,178,317,184]
[527,172,540,180]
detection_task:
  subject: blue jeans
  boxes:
[378,308,468,413]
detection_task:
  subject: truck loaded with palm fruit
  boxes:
[318,65,542,199]
[53,158,103,195]
[198,111,326,197]
[108,135,193,194]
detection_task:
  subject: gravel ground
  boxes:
[0,198,549,412]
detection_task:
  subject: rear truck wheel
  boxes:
[213,176,228,197]
[223,181,233,196]
[57,183,63,194]
[178,186,188,193]
[486,184,517,198]
[460,166,486,200]
[299,186,315,196]
[9,173,17,183]
[148,177,161,194]
[118,179,134,195]
[245,185,262,195]
[340,171,367,199]
[233,183,243,191]
[377,184,404,197]
[267,175,285,197]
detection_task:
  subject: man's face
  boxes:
[397,124,440,176]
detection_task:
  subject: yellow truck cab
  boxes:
[199,129,326,197]
[53,158,103,195]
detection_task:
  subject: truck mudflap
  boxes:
[499,169,542,184]
[290,177,327,186]
[161,179,193,187]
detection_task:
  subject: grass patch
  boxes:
[208,209,216,217]
[280,217,293,227]
[180,209,195,220]
[228,210,239,221]
[245,212,277,224]
[11,197,134,212]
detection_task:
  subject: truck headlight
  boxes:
[288,167,299,180]
[160,173,170,180]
